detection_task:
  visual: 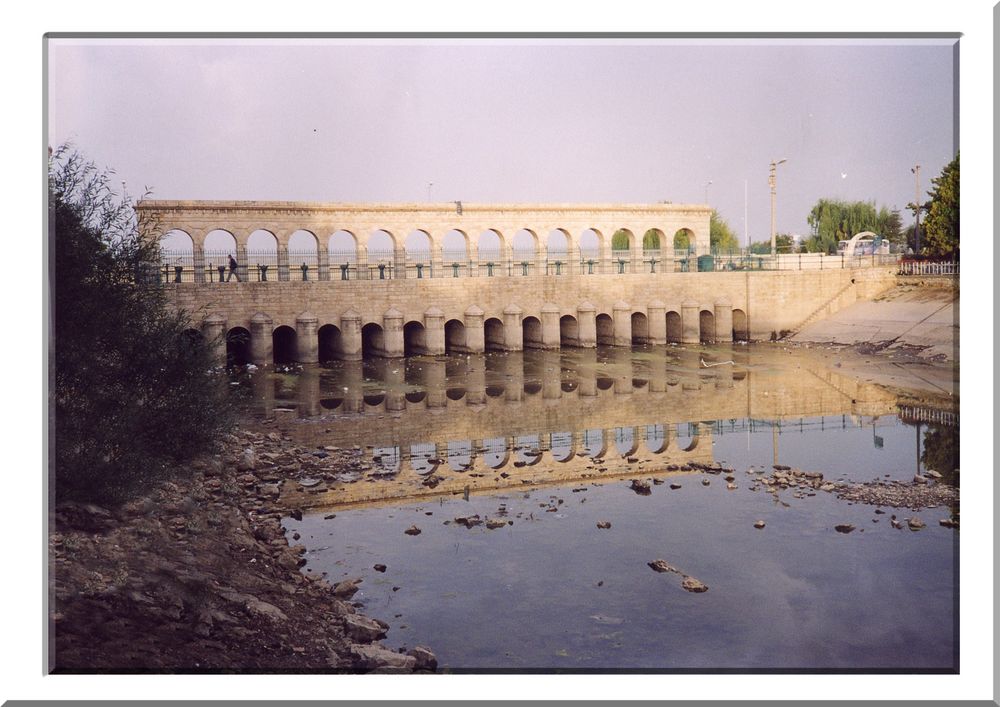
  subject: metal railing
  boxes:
[157,247,903,284]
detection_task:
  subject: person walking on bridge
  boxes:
[226,254,241,282]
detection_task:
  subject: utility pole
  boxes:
[911,165,921,254]
[769,158,787,256]
[427,182,434,202]
[744,179,748,248]
[704,180,713,204]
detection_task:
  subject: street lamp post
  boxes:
[911,165,921,254]
[704,179,713,204]
[769,158,787,256]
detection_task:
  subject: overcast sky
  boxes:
[47,38,956,243]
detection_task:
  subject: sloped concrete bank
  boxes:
[789,277,958,362]
[50,428,436,673]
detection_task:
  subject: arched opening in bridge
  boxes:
[158,229,194,282]
[317,324,343,363]
[512,229,538,275]
[643,229,663,251]
[446,386,466,401]
[288,230,319,280]
[482,437,509,469]
[272,326,297,365]
[560,315,580,347]
[631,312,649,344]
[361,323,386,358]
[485,384,505,398]
[404,321,428,356]
[581,429,607,458]
[580,228,603,273]
[515,435,542,465]
[484,317,505,351]
[614,426,638,457]
[442,230,469,275]
[404,390,426,404]
[447,441,473,472]
[550,431,574,462]
[372,446,400,474]
[477,230,504,275]
[666,311,683,343]
[596,377,614,391]
[246,230,278,282]
[522,316,544,349]
[328,230,358,279]
[645,424,667,453]
[546,229,570,275]
[523,380,542,396]
[404,230,432,278]
[673,228,694,252]
[366,230,396,279]
[676,423,700,452]
[445,319,467,354]
[596,314,614,346]
[699,310,716,343]
[204,229,239,282]
[226,327,251,366]
[733,309,749,341]
[611,229,635,272]
[364,393,387,410]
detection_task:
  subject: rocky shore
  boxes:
[50,428,436,673]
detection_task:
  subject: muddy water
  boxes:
[252,345,958,671]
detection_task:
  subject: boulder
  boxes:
[681,576,709,593]
[596,521,612,529]
[648,559,674,573]
[753,520,766,529]
[351,644,417,672]
[834,524,855,534]
[343,613,388,642]
[907,517,926,531]
[332,577,363,598]
[404,525,422,536]
[407,645,438,672]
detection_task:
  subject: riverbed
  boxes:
[249,344,958,671]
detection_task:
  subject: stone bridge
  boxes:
[136,200,898,365]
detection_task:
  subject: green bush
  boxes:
[51,146,236,505]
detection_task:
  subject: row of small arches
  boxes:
[203,308,749,365]
[159,226,699,261]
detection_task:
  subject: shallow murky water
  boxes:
[250,345,958,671]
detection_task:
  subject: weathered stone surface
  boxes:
[343,613,388,642]
[407,645,438,672]
[681,576,709,593]
[834,524,856,534]
[351,644,417,672]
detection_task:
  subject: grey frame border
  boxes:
[38,28,987,707]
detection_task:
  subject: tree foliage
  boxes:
[805,199,899,254]
[921,153,959,258]
[748,234,795,254]
[710,210,739,252]
[51,146,236,505]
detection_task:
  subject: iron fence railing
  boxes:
[156,247,904,283]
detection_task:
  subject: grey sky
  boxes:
[48,38,956,243]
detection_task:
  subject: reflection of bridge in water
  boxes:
[261,348,905,509]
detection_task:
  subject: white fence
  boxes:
[898,261,959,276]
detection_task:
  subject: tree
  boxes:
[749,234,795,254]
[51,146,236,505]
[921,153,959,259]
[710,210,739,252]
[805,199,896,254]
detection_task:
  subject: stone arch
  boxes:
[442,229,469,273]
[611,229,636,273]
[733,309,749,341]
[328,230,359,279]
[512,229,539,274]
[404,320,428,356]
[546,229,570,259]
[522,316,544,349]
[158,229,194,283]
[484,317,505,351]
[226,326,251,366]
[204,229,239,280]
[559,315,580,347]
[699,310,716,343]
[675,423,701,452]
[366,230,397,279]
[582,428,608,458]
[596,313,614,346]
[445,319,467,353]
[673,228,694,251]
[482,437,510,469]
[272,325,297,365]
[477,229,504,257]
[404,230,432,277]
[613,426,639,457]
[247,230,278,282]
[318,324,343,362]
[666,311,683,343]
[362,322,386,358]
[515,435,543,465]
[288,230,319,278]
[643,228,664,252]
[550,432,575,462]
[645,424,668,454]
[579,228,603,273]
[631,312,649,344]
